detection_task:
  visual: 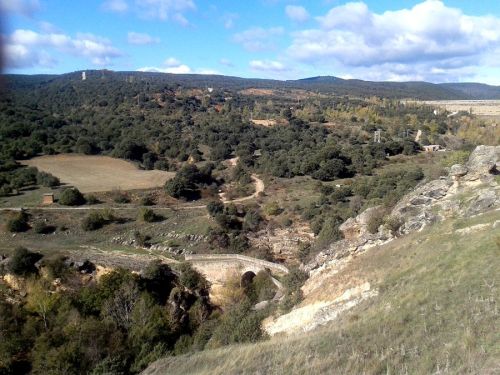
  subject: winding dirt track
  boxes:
[221,174,264,203]
[1,175,265,211]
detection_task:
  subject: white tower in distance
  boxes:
[82,71,86,81]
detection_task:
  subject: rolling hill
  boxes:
[2,71,500,100]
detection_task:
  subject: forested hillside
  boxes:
[0,71,499,375]
[3,71,500,100]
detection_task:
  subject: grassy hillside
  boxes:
[144,209,500,375]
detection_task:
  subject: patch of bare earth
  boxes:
[423,100,500,117]
[22,154,174,193]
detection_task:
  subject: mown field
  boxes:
[423,100,500,117]
[22,154,175,193]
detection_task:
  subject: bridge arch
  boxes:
[241,270,256,288]
[184,254,288,287]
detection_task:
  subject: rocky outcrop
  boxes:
[307,214,393,271]
[263,281,378,336]
[308,145,500,271]
[249,224,314,263]
[463,145,499,180]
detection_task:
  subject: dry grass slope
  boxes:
[22,154,174,193]
[143,210,500,375]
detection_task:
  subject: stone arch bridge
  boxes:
[184,254,288,289]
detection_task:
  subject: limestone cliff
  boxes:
[264,145,499,336]
[308,145,499,271]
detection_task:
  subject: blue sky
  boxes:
[2,0,500,83]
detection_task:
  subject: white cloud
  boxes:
[197,68,220,75]
[287,0,500,81]
[222,13,239,29]
[136,0,195,24]
[5,29,122,69]
[233,27,284,52]
[38,21,61,34]
[138,57,192,73]
[250,59,287,72]
[164,57,181,67]
[0,0,39,16]
[102,0,128,13]
[285,5,309,23]
[127,31,160,45]
[137,58,219,75]
[219,58,233,67]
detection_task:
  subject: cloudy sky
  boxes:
[2,0,500,83]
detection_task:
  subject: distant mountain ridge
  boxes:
[2,71,500,100]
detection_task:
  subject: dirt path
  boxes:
[0,205,207,212]
[221,174,264,203]
[1,175,265,211]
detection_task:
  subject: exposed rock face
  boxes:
[339,206,380,241]
[449,164,468,178]
[263,282,377,336]
[308,145,500,271]
[249,224,314,263]
[463,145,499,180]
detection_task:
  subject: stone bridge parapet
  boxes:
[185,254,288,287]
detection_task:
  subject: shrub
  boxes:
[385,216,403,236]
[9,247,42,276]
[298,242,311,263]
[138,208,159,222]
[264,201,282,216]
[100,208,116,222]
[315,218,343,249]
[367,209,386,234]
[36,171,60,187]
[86,194,100,205]
[229,233,249,253]
[178,263,209,291]
[215,213,241,231]
[208,301,265,348]
[42,255,70,279]
[248,271,277,303]
[133,231,151,247]
[33,221,56,234]
[242,210,263,231]
[441,150,471,167]
[140,195,155,206]
[6,211,29,232]
[82,212,106,231]
[165,176,199,200]
[207,200,224,217]
[112,190,130,204]
[281,267,308,312]
[59,188,86,206]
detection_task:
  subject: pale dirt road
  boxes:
[220,174,264,203]
[1,175,264,211]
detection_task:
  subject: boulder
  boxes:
[449,164,468,178]
[464,145,499,180]
[466,189,498,216]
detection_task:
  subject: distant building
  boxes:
[42,193,54,205]
[82,71,86,80]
